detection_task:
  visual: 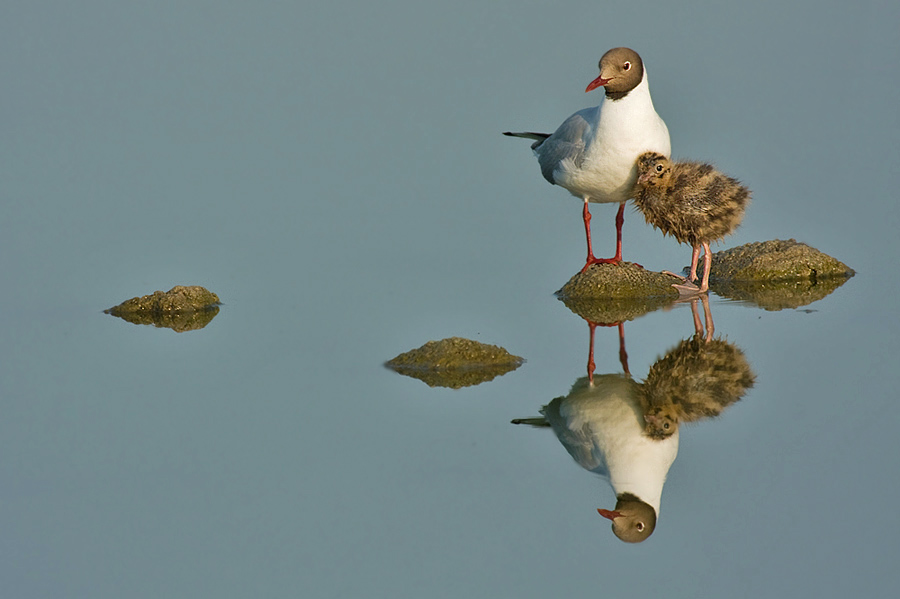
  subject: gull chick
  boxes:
[633,152,750,293]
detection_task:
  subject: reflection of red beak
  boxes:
[597,509,622,521]
[585,75,611,93]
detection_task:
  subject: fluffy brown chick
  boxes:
[639,335,756,439]
[633,152,750,293]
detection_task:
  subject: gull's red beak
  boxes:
[586,75,611,93]
[597,509,622,521]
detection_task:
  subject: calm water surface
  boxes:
[3,1,899,597]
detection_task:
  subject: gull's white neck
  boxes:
[606,430,679,514]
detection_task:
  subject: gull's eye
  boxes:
[636,522,644,531]
[623,61,631,71]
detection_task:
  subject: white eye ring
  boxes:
[623,61,631,71]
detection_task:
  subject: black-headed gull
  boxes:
[505,47,671,272]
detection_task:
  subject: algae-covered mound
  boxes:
[556,240,854,303]
[107,285,220,315]
[710,239,854,282]
[707,239,855,310]
[386,337,524,389]
[105,285,221,332]
[557,262,680,300]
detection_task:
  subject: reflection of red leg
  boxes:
[586,321,597,382]
[617,322,630,376]
[690,299,704,336]
[689,295,715,342]
[700,294,714,341]
[581,202,630,273]
[586,320,629,381]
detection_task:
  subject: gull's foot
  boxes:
[581,257,643,273]
[580,256,621,273]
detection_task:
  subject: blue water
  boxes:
[3,1,898,597]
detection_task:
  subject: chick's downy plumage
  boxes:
[633,152,750,292]
[640,335,756,439]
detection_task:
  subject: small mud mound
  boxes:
[386,337,524,389]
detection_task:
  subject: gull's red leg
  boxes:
[581,202,632,272]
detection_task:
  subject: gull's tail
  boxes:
[503,131,551,150]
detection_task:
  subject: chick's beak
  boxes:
[585,75,611,93]
[597,509,622,521]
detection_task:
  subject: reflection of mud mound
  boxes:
[557,263,680,300]
[710,239,854,282]
[558,295,674,325]
[385,337,524,389]
[108,306,220,332]
[105,286,221,332]
[642,335,755,435]
[710,277,850,310]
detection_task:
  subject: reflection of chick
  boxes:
[633,152,750,293]
[640,335,756,439]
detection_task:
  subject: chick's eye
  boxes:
[623,61,631,71]
[656,164,663,172]
[663,422,670,429]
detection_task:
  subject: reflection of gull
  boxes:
[537,375,679,543]
[514,297,755,542]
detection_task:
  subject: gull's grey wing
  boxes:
[539,395,607,474]
[534,109,593,185]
